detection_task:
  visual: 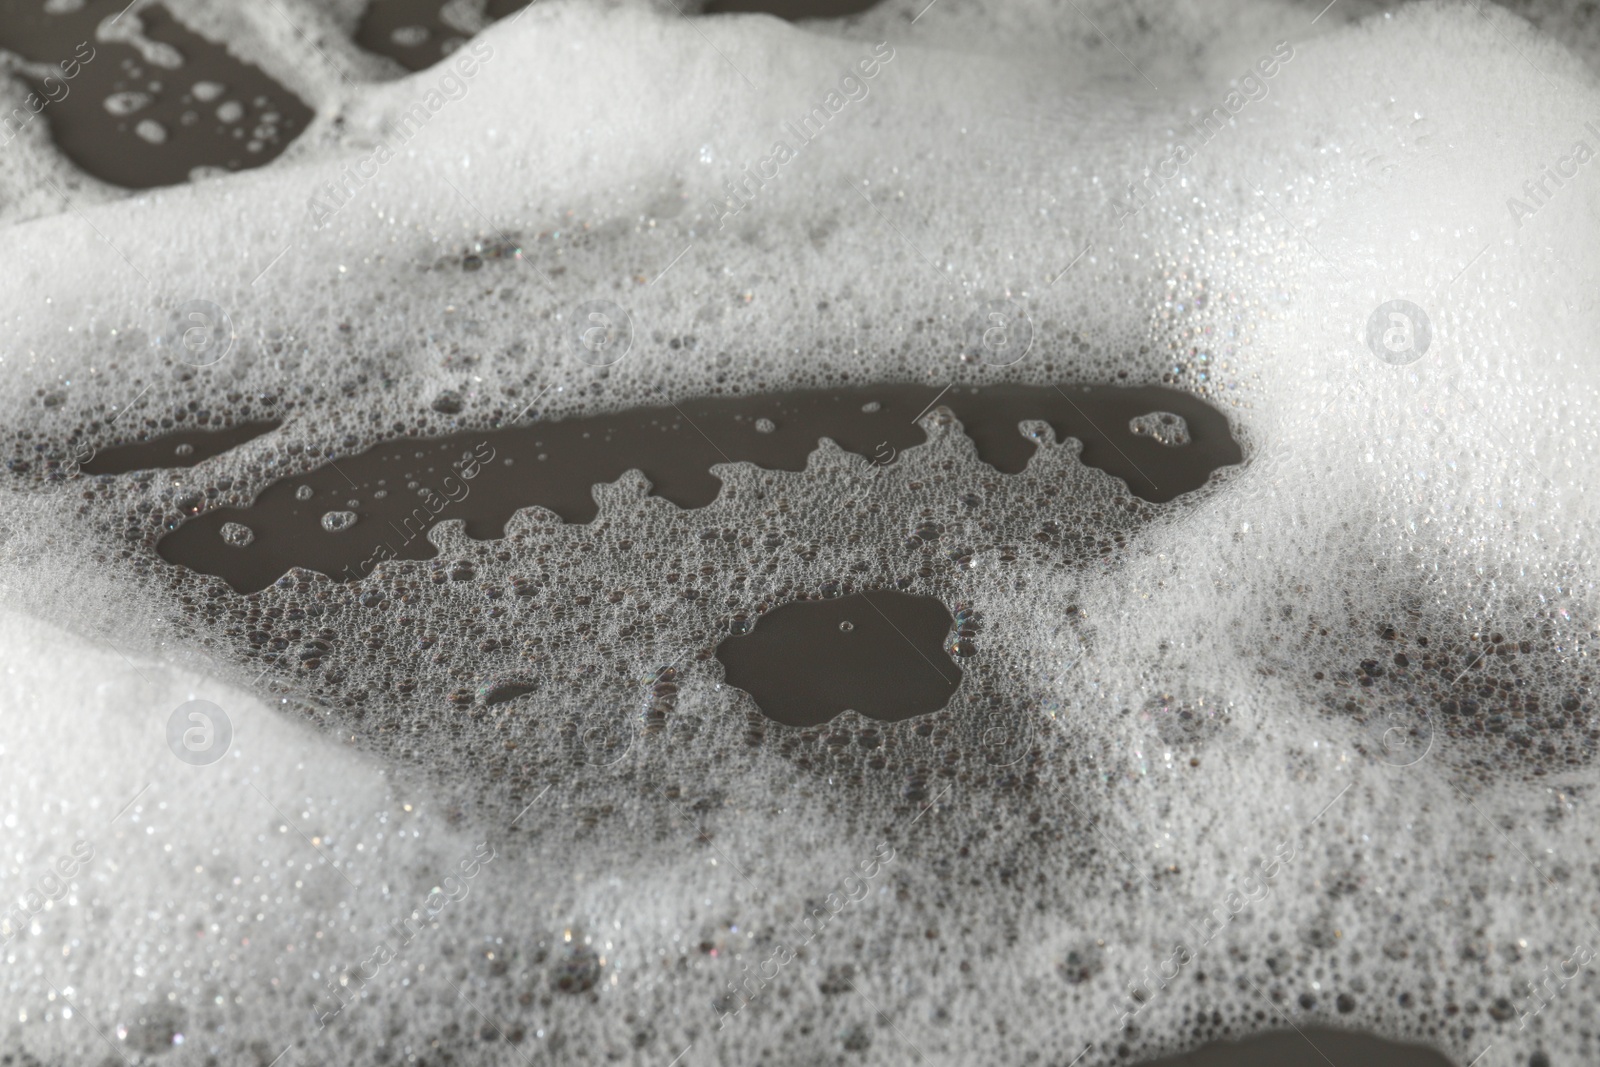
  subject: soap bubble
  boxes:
[1141,691,1228,747]
[219,522,254,547]
[1129,412,1191,447]
[103,91,151,115]
[550,937,602,993]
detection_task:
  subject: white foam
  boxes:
[4,1,1600,1064]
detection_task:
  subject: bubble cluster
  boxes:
[2,2,1600,1066]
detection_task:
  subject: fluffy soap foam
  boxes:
[4,1,1600,1064]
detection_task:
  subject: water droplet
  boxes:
[320,510,357,532]
[219,522,254,547]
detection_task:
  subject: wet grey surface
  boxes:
[717,589,962,726]
[150,382,1241,593]
[1136,1028,1456,1067]
[0,0,312,188]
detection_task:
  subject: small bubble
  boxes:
[550,940,601,994]
[839,620,854,632]
[103,91,152,115]
[1142,692,1227,747]
[174,442,195,458]
[294,485,313,501]
[216,101,244,124]
[219,522,254,548]
[191,80,225,102]
[134,119,168,145]
[861,401,881,413]
[1129,411,1191,447]
[321,510,358,532]
[755,417,777,434]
